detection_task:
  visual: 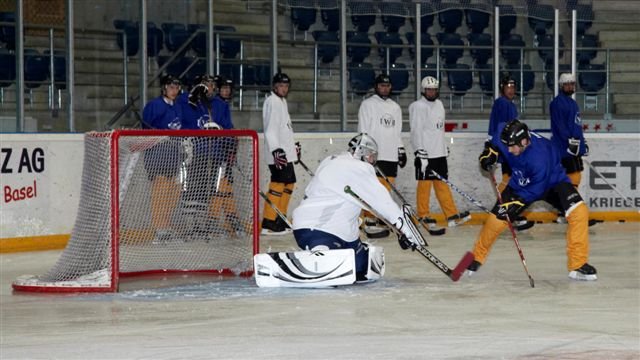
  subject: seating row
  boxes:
[0,48,65,90]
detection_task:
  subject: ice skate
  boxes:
[447,211,471,227]
[568,263,597,281]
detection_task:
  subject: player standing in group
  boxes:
[141,75,185,243]
[550,73,594,225]
[291,133,419,282]
[485,74,533,231]
[409,76,470,228]
[215,75,234,104]
[468,120,597,281]
[357,73,406,238]
[261,72,297,235]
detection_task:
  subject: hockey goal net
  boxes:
[13,129,259,292]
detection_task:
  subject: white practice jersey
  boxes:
[357,95,403,162]
[263,91,296,164]
[292,152,403,242]
[409,97,447,159]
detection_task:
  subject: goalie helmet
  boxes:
[348,133,378,164]
[500,120,530,147]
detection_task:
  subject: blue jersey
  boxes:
[492,123,570,204]
[550,93,586,158]
[488,96,518,140]
[141,96,183,129]
[179,93,233,130]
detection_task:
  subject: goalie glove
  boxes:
[479,142,499,172]
[272,148,288,170]
[414,149,429,180]
[496,196,527,221]
[393,216,418,251]
[567,137,581,156]
[397,147,407,168]
[188,83,209,108]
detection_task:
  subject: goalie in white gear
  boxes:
[291,133,419,282]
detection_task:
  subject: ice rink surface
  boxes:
[1,222,639,359]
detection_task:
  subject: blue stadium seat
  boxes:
[545,64,571,91]
[445,63,473,97]
[468,33,492,65]
[375,32,403,65]
[0,12,15,50]
[24,49,49,90]
[420,63,439,81]
[501,33,525,65]
[321,8,339,31]
[44,50,66,90]
[388,63,409,94]
[577,34,598,65]
[349,62,375,95]
[0,48,15,88]
[218,62,243,85]
[347,31,371,64]
[578,63,606,95]
[537,34,564,66]
[507,64,535,96]
[114,20,139,56]
[437,32,464,65]
[313,30,339,63]
[438,4,463,33]
[465,7,490,34]
[498,5,517,37]
[146,22,164,57]
[409,3,435,34]
[349,1,376,33]
[216,26,241,59]
[379,2,407,33]
[290,1,317,32]
[476,63,494,97]
[570,4,594,36]
[406,32,434,63]
[162,23,190,53]
[527,4,553,36]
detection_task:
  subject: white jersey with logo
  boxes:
[263,91,296,165]
[292,152,403,241]
[409,97,447,159]
[357,94,403,162]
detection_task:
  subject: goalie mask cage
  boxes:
[13,129,260,292]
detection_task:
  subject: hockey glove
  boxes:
[188,83,209,108]
[479,142,499,172]
[397,234,415,251]
[496,196,527,221]
[203,121,221,130]
[414,149,429,180]
[272,148,288,170]
[567,137,581,156]
[295,142,302,162]
[398,147,407,168]
[394,216,418,251]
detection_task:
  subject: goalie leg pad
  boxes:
[356,245,385,283]
[254,249,356,288]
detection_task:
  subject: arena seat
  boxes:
[476,63,494,97]
[537,34,564,66]
[570,4,594,35]
[375,32,403,64]
[349,1,376,33]
[24,49,49,90]
[388,63,409,94]
[0,48,15,88]
[0,12,15,50]
[577,34,598,65]
[507,64,535,96]
[578,63,606,95]
[438,32,464,65]
[501,33,525,65]
[465,7,490,34]
[44,50,66,90]
[347,31,371,64]
[406,32,434,63]
[468,33,492,65]
[320,5,339,32]
[312,30,339,63]
[114,20,139,56]
[348,62,375,95]
[498,5,517,36]
[379,2,407,33]
[409,3,434,34]
[162,23,190,53]
[438,4,463,33]
[445,63,473,97]
[527,4,553,36]
[290,0,317,32]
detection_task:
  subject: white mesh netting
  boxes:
[13,130,258,292]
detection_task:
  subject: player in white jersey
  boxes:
[261,73,297,235]
[357,74,406,238]
[291,133,419,281]
[409,76,470,228]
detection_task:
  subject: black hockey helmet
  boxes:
[161,74,181,87]
[194,74,215,86]
[501,120,530,147]
[500,73,516,89]
[374,73,392,86]
[215,75,234,89]
[272,72,291,86]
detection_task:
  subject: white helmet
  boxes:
[348,133,378,164]
[421,76,439,89]
[559,73,576,85]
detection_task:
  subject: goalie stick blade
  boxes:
[449,251,475,282]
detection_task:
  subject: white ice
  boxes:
[1,222,639,359]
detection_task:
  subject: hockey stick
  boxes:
[488,171,535,288]
[259,190,293,229]
[344,185,473,282]
[295,158,315,177]
[430,170,492,214]
[583,159,635,205]
[374,165,445,237]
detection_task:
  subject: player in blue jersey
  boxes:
[468,120,597,281]
[141,75,186,244]
[486,74,533,231]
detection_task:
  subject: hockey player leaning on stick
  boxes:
[291,133,420,282]
[468,120,597,281]
[409,76,470,228]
